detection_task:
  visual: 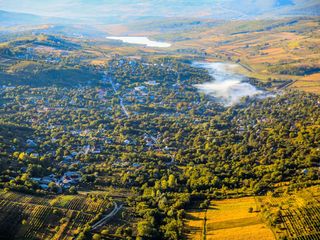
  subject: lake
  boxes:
[106,36,171,48]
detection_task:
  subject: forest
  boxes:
[0,56,319,239]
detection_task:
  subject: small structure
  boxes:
[26,139,37,148]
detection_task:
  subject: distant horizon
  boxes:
[0,0,317,22]
[0,0,218,19]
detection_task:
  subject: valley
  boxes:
[0,1,319,239]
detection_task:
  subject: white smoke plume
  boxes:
[193,62,262,106]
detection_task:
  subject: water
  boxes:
[106,36,171,48]
[193,62,262,106]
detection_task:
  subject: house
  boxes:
[63,156,73,162]
[26,139,37,148]
[92,148,101,154]
[134,86,148,95]
[105,138,113,144]
[145,81,159,86]
[26,149,35,154]
[31,177,41,182]
[61,171,82,184]
[146,140,153,147]
[61,183,71,189]
[132,163,141,168]
[40,184,49,190]
[71,152,78,157]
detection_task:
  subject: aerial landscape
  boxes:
[0,0,319,239]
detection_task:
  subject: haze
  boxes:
[0,0,319,23]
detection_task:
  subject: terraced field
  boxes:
[0,190,111,239]
[259,186,320,240]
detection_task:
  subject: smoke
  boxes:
[193,62,263,106]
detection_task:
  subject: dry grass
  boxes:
[184,209,206,240]
[90,59,108,65]
[206,197,274,240]
[185,197,275,240]
[207,223,275,240]
[291,73,320,94]
[301,73,320,81]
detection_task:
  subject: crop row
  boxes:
[0,191,51,206]
[23,205,53,239]
[281,206,320,240]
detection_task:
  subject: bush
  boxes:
[101,229,109,235]
[92,234,101,240]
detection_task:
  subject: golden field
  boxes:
[184,197,275,240]
[184,209,206,240]
[291,73,320,93]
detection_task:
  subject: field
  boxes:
[184,197,275,240]
[138,17,320,94]
[0,190,112,239]
[184,208,207,240]
[291,73,320,93]
[185,187,320,240]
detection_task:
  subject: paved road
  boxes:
[104,72,130,118]
[119,98,130,117]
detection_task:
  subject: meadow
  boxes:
[184,197,275,240]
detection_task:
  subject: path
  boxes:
[91,202,123,230]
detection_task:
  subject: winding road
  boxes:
[91,202,123,230]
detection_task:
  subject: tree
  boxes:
[137,221,156,238]
[48,182,61,193]
[69,186,77,194]
[101,229,109,235]
[92,234,101,240]
[168,174,176,189]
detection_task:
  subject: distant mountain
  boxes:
[207,0,320,19]
[0,10,74,26]
[0,10,106,38]
[0,0,319,28]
